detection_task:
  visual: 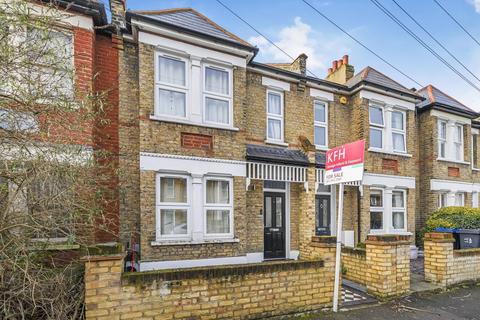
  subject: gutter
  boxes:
[52,0,108,26]
[417,103,479,119]
[349,81,423,102]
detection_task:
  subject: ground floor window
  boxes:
[369,187,407,233]
[156,173,233,241]
[438,191,466,208]
[455,192,465,206]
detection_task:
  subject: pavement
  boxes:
[287,282,480,320]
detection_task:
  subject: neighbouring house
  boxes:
[416,84,480,230]
[0,0,120,247]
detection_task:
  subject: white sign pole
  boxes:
[332,182,344,312]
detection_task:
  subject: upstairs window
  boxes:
[438,120,447,158]
[156,54,187,118]
[314,101,328,148]
[266,90,284,142]
[473,133,478,168]
[203,65,232,125]
[392,111,406,152]
[369,105,384,149]
[454,124,464,161]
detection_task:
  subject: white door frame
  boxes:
[264,182,291,259]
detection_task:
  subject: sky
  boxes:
[110,0,480,110]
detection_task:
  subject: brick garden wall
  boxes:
[84,254,335,320]
[341,247,367,286]
[424,232,480,286]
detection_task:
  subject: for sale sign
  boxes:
[324,140,365,185]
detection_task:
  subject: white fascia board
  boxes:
[360,90,416,111]
[135,21,250,67]
[261,76,291,91]
[310,88,334,101]
[140,152,246,177]
[430,109,472,125]
[430,179,476,192]
[363,173,416,189]
[15,1,94,31]
[472,128,479,135]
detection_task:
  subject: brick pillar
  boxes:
[365,235,411,299]
[424,232,454,287]
[298,150,317,259]
[84,255,124,319]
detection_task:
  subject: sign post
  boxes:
[324,140,365,312]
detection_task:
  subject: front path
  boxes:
[288,283,480,320]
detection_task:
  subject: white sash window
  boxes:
[155,54,188,118]
[314,101,328,149]
[266,90,284,142]
[203,65,232,125]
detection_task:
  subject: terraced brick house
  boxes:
[113,0,466,270]
[416,84,480,231]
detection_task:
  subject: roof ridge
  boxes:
[189,9,253,47]
[130,8,192,15]
[431,85,474,112]
[367,66,410,91]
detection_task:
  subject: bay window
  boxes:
[369,105,384,149]
[266,90,284,142]
[156,54,187,118]
[370,187,407,233]
[203,65,232,125]
[157,175,189,239]
[205,178,233,237]
[314,101,328,148]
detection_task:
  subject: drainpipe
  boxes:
[357,188,361,244]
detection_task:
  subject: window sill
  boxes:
[315,145,329,151]
[368,148,412,158]
[473,167,480,172]
[264,140,288,147]
[149,115,239,132]
[436,158,470,166]
[368,231,412,236]
[151,238,240,246]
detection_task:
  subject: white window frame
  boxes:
[438,192,447,208]
[369,104,385,150]
[203,176,234,239]
[391,189,407,232]
[156,173,191,241]
[154,51,189,120]
[454,124,464,161]
[438,120,447,159]
[202,63,233,126]
[455,192,465,206]
[266,89,284,143]
[391,110,406,153]
[369,188,384,233]
[314,100,328,149]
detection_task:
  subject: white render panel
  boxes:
[140,152,246,177]
[363,173,415,189]
[360,90,416,111]
[261,76,291,91]
[431,109,472,124]
[310,88,334,101]
[430,179,480,193]
[138,31,247,67]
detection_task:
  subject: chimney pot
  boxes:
[343,55,349,65]
[332,60,338,71]
[328,68,333,75]
[337,59,343,67]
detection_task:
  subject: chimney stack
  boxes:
[110,0,127,32]
[325,54,354,84]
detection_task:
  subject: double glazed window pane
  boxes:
[160,209,187,235]
[268,118,282,140]
[393,133,405,152]
[205,67,228,95]
[370,212,383,230]
[392,191,404,208]
[159,56,185,86]
[391,111,403,130]
[267,92,281,115]
[205,97,229,124]
[158,89,186,117]
[393,212,404,229]
[370,190,383,207]
[370,128,383,148]
[206,210,229,234]
[315,126,326,146]
[314,102,326,122]
[439,122,447,139]
[454,125,463,143]
[369,106,383,125]
[206,180,230,204]
[455,193,464,206]
[160,177,187,203]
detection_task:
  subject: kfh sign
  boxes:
[325,140,365,185]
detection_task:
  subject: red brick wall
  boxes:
[93,33,120,243]
[181,132,213,152]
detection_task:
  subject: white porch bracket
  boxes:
[245,177,251,191]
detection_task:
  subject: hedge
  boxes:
[424,206,480,232]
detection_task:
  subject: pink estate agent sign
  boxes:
[324,140,365,185]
